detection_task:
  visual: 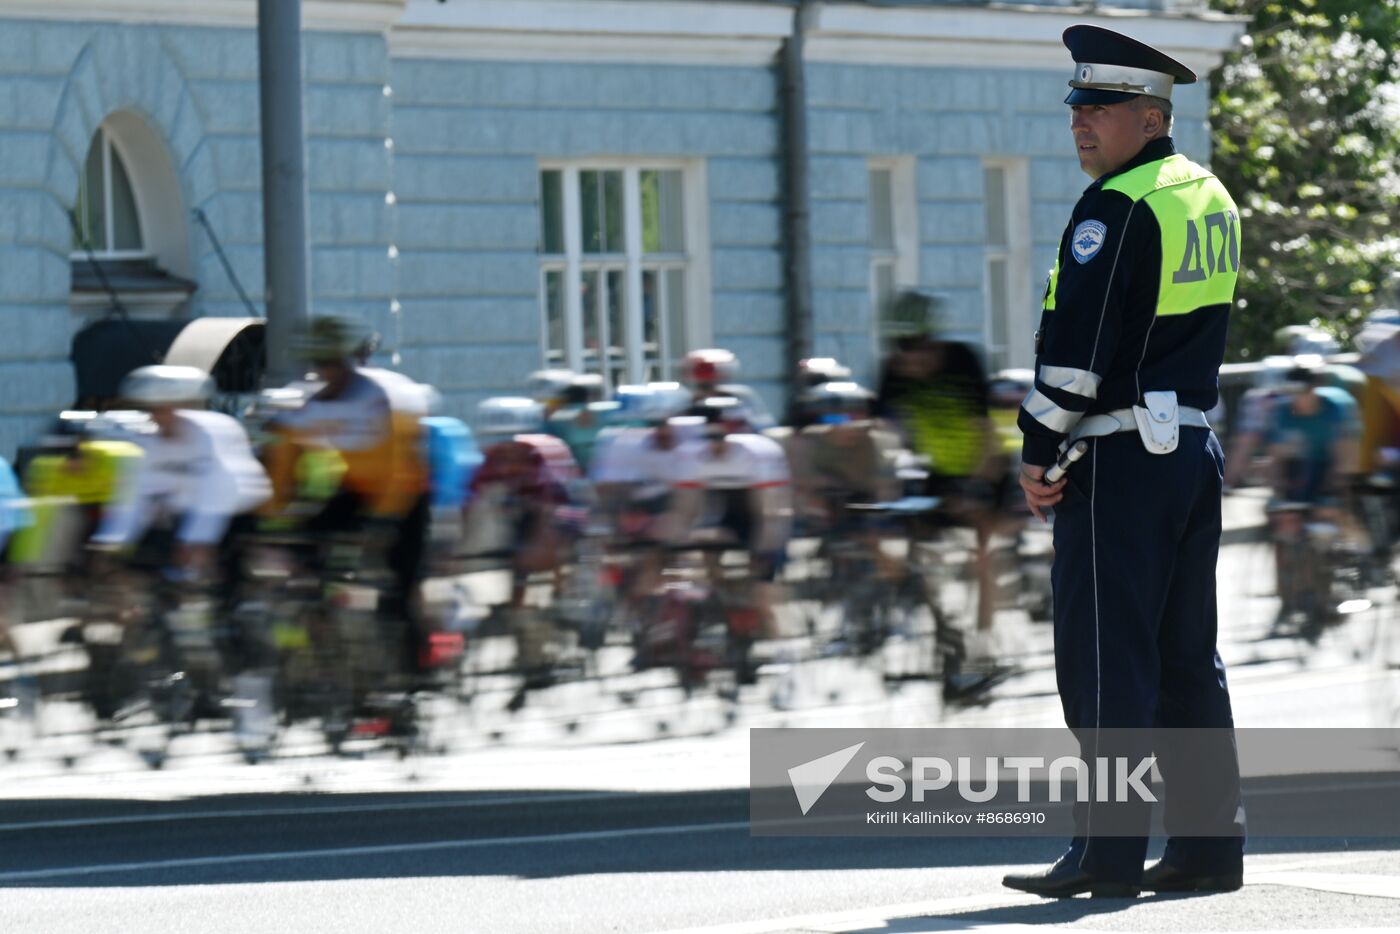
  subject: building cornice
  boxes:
[0,1,1248,77]
[806,4,1248,76]
[0,0,405,33]
[391,0,792,66]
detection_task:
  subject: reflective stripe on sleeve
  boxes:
[1022,388,1082,434]
[1038,364,1102,400]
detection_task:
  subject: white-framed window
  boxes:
[71,126,146,258]
[538,161,708,388]
[982,159,1032,370]
[868,157,918,351]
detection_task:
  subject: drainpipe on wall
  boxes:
[257,0,312,384]
[780,0,814,409]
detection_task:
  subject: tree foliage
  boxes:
[1209,0,1400,360]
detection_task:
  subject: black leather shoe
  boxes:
[1141,860,1242,893]
[1002,857,1140,898]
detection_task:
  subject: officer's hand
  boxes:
[1019,463,1066,523]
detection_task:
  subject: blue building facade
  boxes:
[0,0,1243,456]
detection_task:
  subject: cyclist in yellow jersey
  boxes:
[876,293,1005,636]
[266,316,432,674]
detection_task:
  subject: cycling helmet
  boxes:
[644,382,693,423]
[476,396,545,436]
[255,386,309,412]
[796,357,852,389]
[611,383,690,425]
[526,368,577,403]
[800,380,873,422]
[1283,354,1326,390]
[295,315,368,364]
[561,373,605,407]
[1273,324,1338,358]
[680,348,738,388]
[690,395,749,435]
[612,383,653,423]
[884,289,943,339]
[119,365,215,406]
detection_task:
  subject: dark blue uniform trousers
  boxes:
[1051,426,1245,883]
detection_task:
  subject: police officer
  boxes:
[1004,25,1246,898]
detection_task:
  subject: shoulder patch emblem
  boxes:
[1070,220,1108,264]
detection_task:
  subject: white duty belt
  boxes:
[1067,406,1210,445]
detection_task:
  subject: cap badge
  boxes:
[1078,64,1093,83]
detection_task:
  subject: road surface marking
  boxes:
[1249,871,1400,900]
[0,819,751,883]
[0,789,640,833]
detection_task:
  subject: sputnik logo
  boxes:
[787,742,865,815]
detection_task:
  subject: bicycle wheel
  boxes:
[874,573,941,686]
[120,627,191,770]
[0,667,38,761]
[935,528,982,632]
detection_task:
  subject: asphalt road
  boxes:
[0,784,1398,933]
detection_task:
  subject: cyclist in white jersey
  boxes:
[93,366,270,578]
[667,397,792,634]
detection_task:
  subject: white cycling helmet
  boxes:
[796,356,851,389]
[526,368,577,403]
[800,380,873,422]
[643,382,693,423]
[119,365,215,407]
[477,396,544,436]
[612,384,653,422]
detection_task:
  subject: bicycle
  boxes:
[623,535,764,702]
[78,554,228,769]
[1266,499,1372,641]
[243,528,451,760]
[843,496,1012,704]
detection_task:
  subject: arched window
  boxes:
[69,112,195,317]
[72,126,145,256]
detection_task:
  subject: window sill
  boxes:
[70,257,197,318]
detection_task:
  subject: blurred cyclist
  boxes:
[789,357,853,429]
[0,456,30,663]
[15,414,144,583]
[1265,358,1362,628]
[467,397,581,610]
[790,381,900,533]
[590,383,696,601]
[591,383,695,532]
[1268,359,1361,506]
[667,396,792,640]
[875,290,1003,636]
[526,368,577,419]
[92,365,270,608]
[546,373,609,471]
[679,348,776,431]
[467,397,581,707]
[264,315,432,673]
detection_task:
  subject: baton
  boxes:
[1044,440,1089,484]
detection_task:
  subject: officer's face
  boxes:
[1070,102,1153,179]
